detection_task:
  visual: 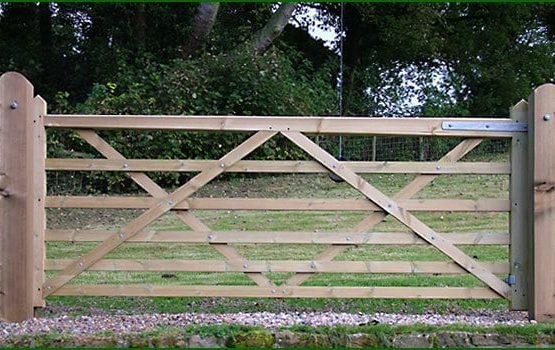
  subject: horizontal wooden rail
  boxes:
[44,115,518,137]
[45,159,511,175]
[45,259,509,274]
[45,196,510,212]
[46,230,509,245]
[51,285,501,299]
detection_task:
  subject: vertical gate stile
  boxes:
[528,83,555,321]
[32,96,47,309]
[0,72,40,321]
[509,100,529,310]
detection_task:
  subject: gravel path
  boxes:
[0,311,532,342]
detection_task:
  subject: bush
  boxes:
[48,49,337,193]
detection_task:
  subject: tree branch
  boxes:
[250,2,298,53]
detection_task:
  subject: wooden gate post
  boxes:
[0,72,46,322]
[528,83,555,321]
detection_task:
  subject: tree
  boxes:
[182,2,220,58]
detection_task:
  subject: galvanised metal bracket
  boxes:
[504,275,516,286]
[442,121,528,132]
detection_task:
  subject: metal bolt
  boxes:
[243,264,248,268]
[544,114,552,121]
[122,163,128,169]
[118,232,124,239]
[207,234,214,240]
[79,261,84,267]
[271,289,276,294]
[346,236,352,241]
[485,124,490,129]
[282,290,287,294]
[220,163,225,168]
[447,124,452,128]
[167,200,174,206]
[436,165,441,170]
[9,100,18,109]
[47,286,52,290]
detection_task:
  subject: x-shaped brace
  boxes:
[43,130,277,296]
[282,131,511,298]
[286,138,484,287]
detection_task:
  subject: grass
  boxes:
[42,167,513,316]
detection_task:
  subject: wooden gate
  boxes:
[1,72,555,322]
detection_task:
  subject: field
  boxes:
[42,157,512,317]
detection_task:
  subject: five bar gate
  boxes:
[1,72,554,322]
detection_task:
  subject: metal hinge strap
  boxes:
[442,121,527,132]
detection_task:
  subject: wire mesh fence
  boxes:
[316,135,509,162]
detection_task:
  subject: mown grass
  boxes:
[43,168,512,316]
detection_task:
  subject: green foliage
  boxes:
[47,49,335,193]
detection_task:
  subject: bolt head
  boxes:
[544,114,552,121]
[9,100,18,109]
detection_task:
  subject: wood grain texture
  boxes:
[46,259,509,274]
[528,83,555,321]
[44,115,520,138]
[52,284,501,299]
[45,158,510,174]
[45,196,510,212]
[0,72,36,321]
[45,230,509,245]
[509,100,529,310]
[32,96,47,309]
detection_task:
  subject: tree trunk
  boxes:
[182,2,220,58]
[134,3,147,51]
[38,3,53,76]
[250,3,297,53]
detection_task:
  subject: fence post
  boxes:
[528,83,555,321]
[509,100,529,310]
[0,72,45,322]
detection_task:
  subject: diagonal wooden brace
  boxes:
[285,138,483,286]
[282,131,511,299]
[77,130,274,287]
[43,131,277,296]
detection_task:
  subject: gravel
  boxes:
[0,310,531,342]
